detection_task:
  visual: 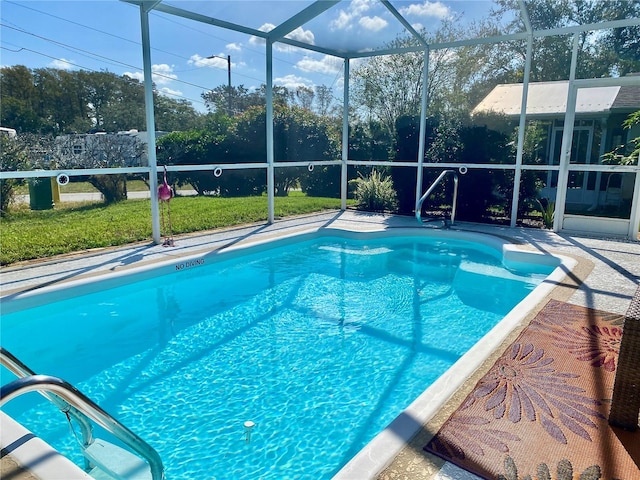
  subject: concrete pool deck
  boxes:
[1,210,639,479]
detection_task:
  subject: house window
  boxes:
[73,144,83,155]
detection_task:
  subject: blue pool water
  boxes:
[1,233,555,478]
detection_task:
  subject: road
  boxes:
[14,189,198,204]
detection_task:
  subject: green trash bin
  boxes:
[28,176,54,210]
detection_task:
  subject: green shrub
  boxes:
[537,198,555,229]
[0,135,28,217]
[351,169,398,212]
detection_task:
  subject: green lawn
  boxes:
[1,192,350,265]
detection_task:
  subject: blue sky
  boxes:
[1,1,497,112]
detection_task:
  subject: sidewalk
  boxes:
[14,189,198,203]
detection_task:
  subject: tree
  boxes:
[101,74,146,132]
[351,18,476,139]
[294,86,315,111]
[597,0,640,75]
[157,127,231,195]
[77,71,119,131]
[232,104,340,196]
[32,68,90,134]
[315,85,336,117]
[202,84,265,115]
[489,0,640,81]
[0,66,41,132]
[201,83,311,117]
[0,134,28,216]
[351,44,424,139]
[351,0,637,142]
[154,95,205,132]
[603,110,640,166]
[53,133,146,203]
[1,66,203,134]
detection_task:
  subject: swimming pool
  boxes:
[1,229,562,479]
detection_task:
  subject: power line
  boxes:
[0,43,207,107]
[3,0,266,85]
[4,0,345,91]
[2,1,344,98]
[1,23,140,72]
[0,23,215,96]
[4,0,184,63]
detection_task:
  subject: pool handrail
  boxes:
[415,169,459,225]
[0,352,164,480]
[1,346,95,450]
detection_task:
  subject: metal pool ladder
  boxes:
[0,347,164,480]
[415,169,460,226]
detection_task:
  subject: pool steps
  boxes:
[0,412,150,480]
[84,438,152,480]
[0,412,93,479]
[0,348,163,480]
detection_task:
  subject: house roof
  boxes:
[472,80,640,118]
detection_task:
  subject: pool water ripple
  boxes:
[1,235,554,478]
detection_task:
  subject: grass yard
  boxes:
[0,192,349,265]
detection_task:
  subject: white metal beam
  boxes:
[629,170,640,240]
[414,48,430,214]
[276,38,350,58]
[139,3,161,244]
[122,0,269,39]
[266,40,275,224]
[267,1,340,42]
[553,33,581,232]
[509,34,533,228]
[517,0,532,34]
[381,0,429,47]
[341,59,349,211]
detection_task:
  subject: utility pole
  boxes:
[207,54,232,114]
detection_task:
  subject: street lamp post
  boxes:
[207,54,231,114]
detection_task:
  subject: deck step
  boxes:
[84,438,151,480]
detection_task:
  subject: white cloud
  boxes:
[359,15,387,32]
[287,26,315,44]
[330,10,352,30]
[250,23,315,52]
[296,55,342,74]
[274,74,313,90]
[249,25,271,46]
[123,64,177,86]
[351,0,375,16]
[158,86,183,97]
[50,58,74,70]
[399,1,452,19]
[226,42,242,52]
[188,54,230,69]
[330,0,375,31]
[151,64,177,85]
[258,22,276,33]
[123,71,144,82]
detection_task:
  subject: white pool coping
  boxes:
[0,411,93,479]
